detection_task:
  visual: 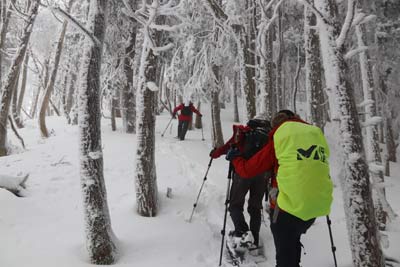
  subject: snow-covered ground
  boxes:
[0,106,399,267]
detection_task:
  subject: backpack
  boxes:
[241,128,270,159]
[181,105,193,116]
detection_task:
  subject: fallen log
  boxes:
[0,174,29,197]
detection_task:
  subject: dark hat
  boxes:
[277,109,295,117]
[247,113,271,130]
[272,110,296,128]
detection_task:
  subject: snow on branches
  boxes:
[361,116,383,127]
[122,0,178,53]
[51,7,100,46]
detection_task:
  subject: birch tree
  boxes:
[76,0,117,263]
[303,0,384,265]
[0,0,40,157]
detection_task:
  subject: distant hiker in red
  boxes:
[172,100,202,140]
[210,114,271,250]
[227,110,333,267]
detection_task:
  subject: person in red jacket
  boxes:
[210,114,271,249]
[172,100,202,140]
[227,110,331,267]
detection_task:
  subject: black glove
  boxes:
[209,147,217,158]
[225,147,241,161]
[172,113,176,119]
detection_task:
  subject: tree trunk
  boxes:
[29,54,48,118]
[385,117,396,163]
[16,54,29,118]
[111,96,117,132]
[258,2,276,119]
[61,65,70,115]
[211,68,224,148]
[0,0,16,87]
[292,45,301,114]
[356,22,393,229]
[39,6,70,138]
[246,0,256,114]
[378,73,397,163]
[64,33,83,124]
[194,101,202,129]
[121,15,137,133]
[135,46,158,216]
[11,71,24,128]
[304,6,324,128]
[236,24,256,120]
[314,0,384,266]
[0,1,39,157]
[65,70,77,122]
[135,0,160,217]
[233,72,240,123]
[157,64,165,113]
[275,8,284,111]
[78,0,117,264]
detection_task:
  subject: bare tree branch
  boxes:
[336,0,356,47]
[8,115,25,149]
[9,0,29,18]
[258,0,278,17]
[203,0,228,21]
[51,7,100,46]
[257,0,284,60]
[298,0,331,26]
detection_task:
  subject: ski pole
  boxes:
[218,163,234,266]
[161,117,174,137]
[188,157,213,223]
[326,215,338,267]
[201,125,205,141]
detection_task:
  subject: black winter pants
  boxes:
[229,173,266,246]
[177,120,189,140]
[269,209,315,267]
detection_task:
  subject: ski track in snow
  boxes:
[157,136,272,267]
[157,136,230,266]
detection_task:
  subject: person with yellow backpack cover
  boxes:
[226,110,333,267]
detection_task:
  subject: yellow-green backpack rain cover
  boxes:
[273,121,333,221]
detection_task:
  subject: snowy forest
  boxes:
[0,0,399,266]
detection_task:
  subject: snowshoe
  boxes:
[224,231,258,266]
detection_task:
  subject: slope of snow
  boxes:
[0,106,399,267]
